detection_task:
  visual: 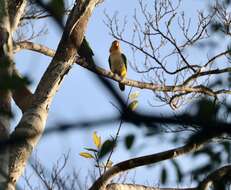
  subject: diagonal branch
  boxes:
[198,165,231,190]
[106,164,231,190]
[8,0,27,32]
[15,41,231,97]
[107,183,194,190]
[14,41,217,97]
[14,41,55,57]
[203,50,230,68]
[11,67,33,112]
[7,0,102,189]
[89,138,211,190]
[0,0,15,188]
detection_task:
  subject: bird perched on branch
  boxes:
[108,40,127,91]
[78,37,95,65]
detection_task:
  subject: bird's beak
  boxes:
[115,41,119,48]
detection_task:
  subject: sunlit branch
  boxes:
[14,41,218,97]
[203,50,230,68]
[21,10,71,21]
[198,165,231,190]
[106,164,231,190]
[12,67,33,112]
[107,183,194,190]
[183,66,231,86]
[89,138,212,190]
[14,41,55,57]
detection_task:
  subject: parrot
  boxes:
[78,36,95,65]
[108,40,127,91]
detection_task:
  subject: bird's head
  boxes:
[110,40,120,52]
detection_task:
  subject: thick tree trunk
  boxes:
[0,1,28,189]
[4,0,101,189]
[0,0,14,188]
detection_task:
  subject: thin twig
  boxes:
[103,87,133,173]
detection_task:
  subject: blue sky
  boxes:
[13,0,213,188]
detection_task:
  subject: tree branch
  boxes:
[106,165,231,190]
[7,0,102,189]
[14,41,55,57]
[0,0,15,188]
[8,0,27,32]
[14,41,218,97]
[89,139,210,190]
[107,183,194,190]
[11,67,33,112]
[198,165,231,190]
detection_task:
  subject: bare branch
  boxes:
[14,41,55,57]
[105,165,231,190]
[0,0,15,188]
[7,0,102,189]
[89,138,210,190]
[8,0,27,32]
[107,183,194,190]
[198,165,231,190]
[103,0,228,108]
[14,41,218,98]
[11,67,33,113]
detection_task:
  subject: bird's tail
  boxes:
[119,82,125,91]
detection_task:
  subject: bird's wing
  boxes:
[80,37,94,56]
[108,55,112,70]
[122,53,127,70]
[78,37,95,65]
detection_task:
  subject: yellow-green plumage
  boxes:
[78,37,94,65]
[109,40,127,91]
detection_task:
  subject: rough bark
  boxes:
[106,165,231,190]
[107,183,194,190]
[0,0,29,189]
[0,0,14,188]
[8,0,27,32]
[7,0,33,112]
[89,140,209,190]
[11,67,33,112]
[5,0,101,189]
[13,41,218,97]
[198,165,231,190]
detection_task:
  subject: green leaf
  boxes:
[79,152,94,159]
[222,142,231,162]
[48,0,65,19]
[93,131,101,149]
[129,91,139,101]
[227,44,231,57]
[191,163,213,181]
[98,140,115,159]
[96,160,113,169]
[0,75,31,90]
[124,134,135,149]
[228,72,231,88]
[196,99,218,122]
[128,100,138,111]
[0,110,13,118]
[210,22,223,33]
[105,160,113,168]
[84,147,98,153]
[213,182,226,190]
[171,160,182,183]
[160,167,167,184]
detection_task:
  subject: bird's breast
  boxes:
[109,53,126,76]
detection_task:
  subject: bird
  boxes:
[108,40,127,91]
[78,37,95,65]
